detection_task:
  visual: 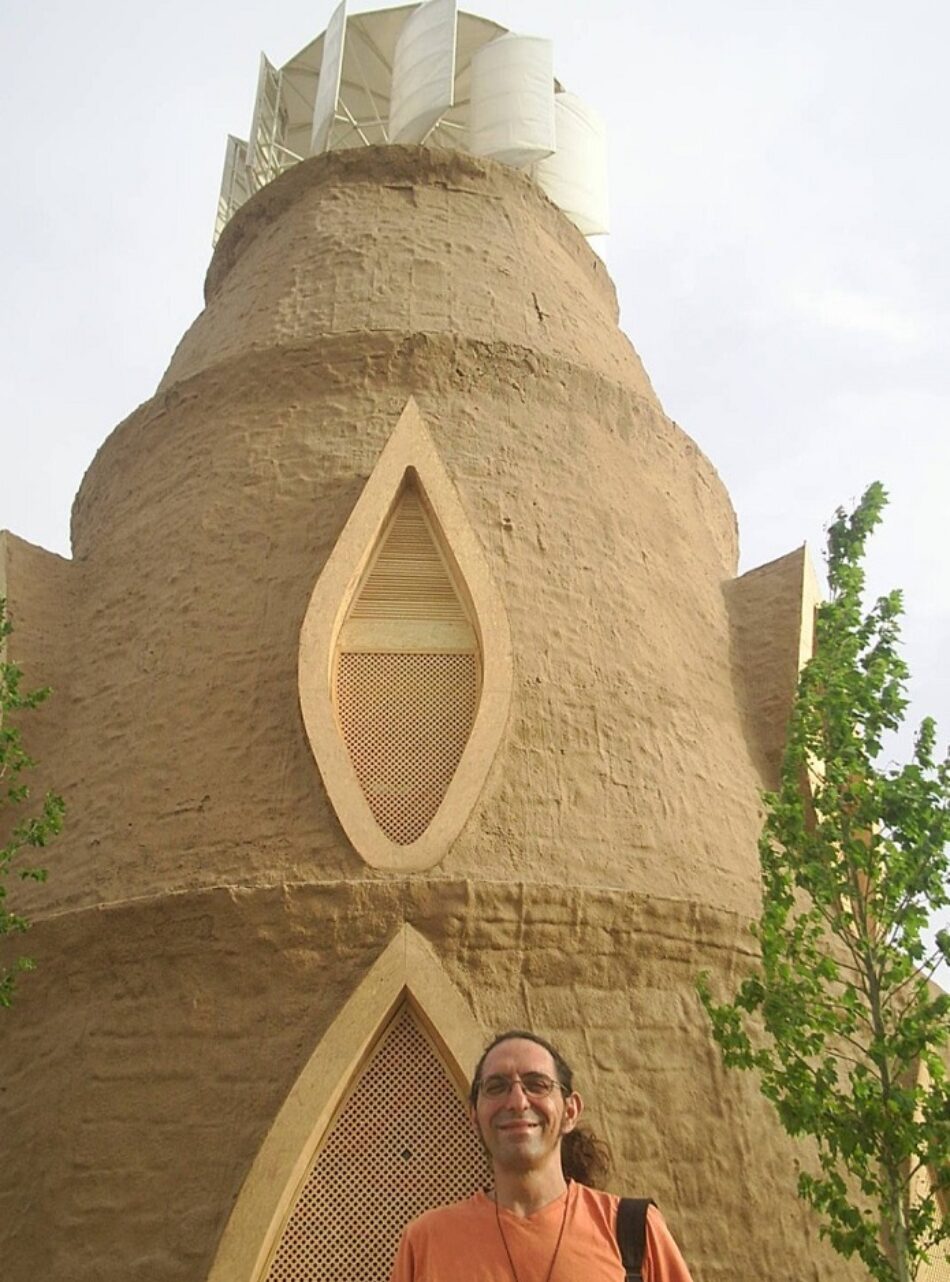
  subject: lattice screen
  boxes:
[338,652,477,843]
[917,1222,950,1282]
[918,1252,950,1282]
[911,1143,950,1282]
[263,1005,491,1282]
[334,484,480,845]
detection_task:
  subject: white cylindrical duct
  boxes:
[468,34,555,169]
[534,92,609,236]
[389,0,458,144]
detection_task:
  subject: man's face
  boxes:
[469,1038,582,1176]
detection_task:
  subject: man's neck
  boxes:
[492,1164,569,1218]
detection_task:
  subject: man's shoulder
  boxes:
[571,1182,621,1223]
[574,1184,621,1207]
[579,1186,663,1218]
[571,1185,672,1244]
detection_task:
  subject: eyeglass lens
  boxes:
[479,1073,558,1098]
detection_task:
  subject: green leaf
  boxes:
[0,596,64,1007]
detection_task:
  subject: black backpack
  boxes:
[616,1198,657,1282]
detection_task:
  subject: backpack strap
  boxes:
[616,1198,657,1282]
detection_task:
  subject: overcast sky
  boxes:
[2,1,947,959]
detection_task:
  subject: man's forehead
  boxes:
[481,1037,557,1077]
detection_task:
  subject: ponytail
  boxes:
[561,1126,612,1188]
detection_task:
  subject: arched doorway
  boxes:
[262,1003,490,1281]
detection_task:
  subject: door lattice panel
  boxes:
[337,651,477,844]
[264,1006,491,1282]
[917,1246,950,1281]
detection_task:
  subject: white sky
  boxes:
[1,1,948,962]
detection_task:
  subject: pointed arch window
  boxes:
[299,400,512,871]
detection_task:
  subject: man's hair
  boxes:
[469,1029,612,1189]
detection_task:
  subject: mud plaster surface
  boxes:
[1,885,868,1282]
[17,150,760,919]
[0,148,848,1281]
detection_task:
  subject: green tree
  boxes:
[699,483,950,1282]
[0,596,64,1007]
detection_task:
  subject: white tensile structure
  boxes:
[213,0,608,245]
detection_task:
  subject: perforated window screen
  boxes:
[263,1005,491,1282]
[334,484,480,846]
[337,652,477,844]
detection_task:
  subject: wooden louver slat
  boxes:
[349,489,471,624]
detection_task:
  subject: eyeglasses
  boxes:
[477,1072,567,1099]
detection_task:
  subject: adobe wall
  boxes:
[170,146,647,400]
[1,885,867,1282]
[0,148,851,1281]
[726,546,821,787]
[15,148,759,919]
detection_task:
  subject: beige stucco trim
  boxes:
[298,397,512,870]
[798,546,826,802]
[207,923,486,1282]
[798,544,821,670]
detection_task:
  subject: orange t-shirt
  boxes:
[389,1182,694,1282]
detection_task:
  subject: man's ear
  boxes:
[560,1090,584,1135]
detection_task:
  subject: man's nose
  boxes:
[505,1079,532,1106]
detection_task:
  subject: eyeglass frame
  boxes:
[474,1071,571,1100]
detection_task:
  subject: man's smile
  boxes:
[494,1115,545,1138]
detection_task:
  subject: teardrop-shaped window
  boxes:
[262,1004,491,1282]
[336,483,479,846]
[298,398,512,872]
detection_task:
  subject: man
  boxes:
[390,1029,695,1281]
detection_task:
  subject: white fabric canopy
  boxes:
[389,0,458,144]
[310,0,348,154]
[468,34,555,169]
[534,92,609,236]
[218,9,610,243]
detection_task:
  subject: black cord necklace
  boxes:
[492,1183,571,1282]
